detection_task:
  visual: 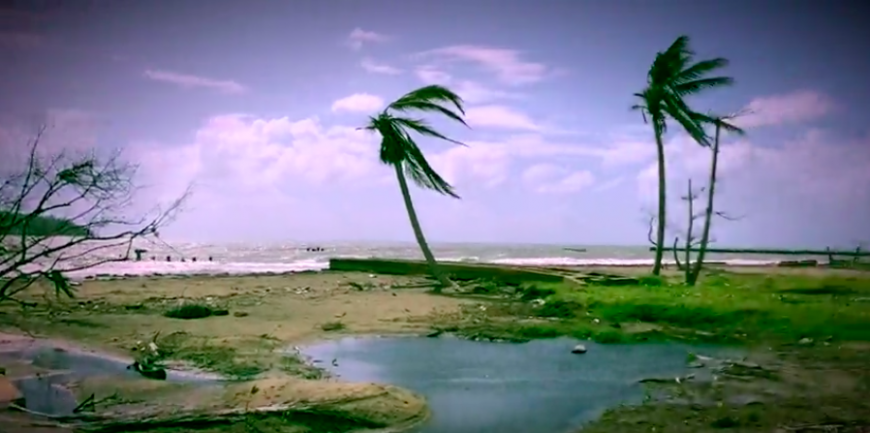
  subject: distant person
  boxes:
[192,257,197,262]
[166,255,171,262]
[208,256,213,262]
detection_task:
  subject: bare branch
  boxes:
[715,211,744,221]
[0,126,190,305]
[647,214,657,247]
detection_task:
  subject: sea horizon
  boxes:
[13,238,845,280]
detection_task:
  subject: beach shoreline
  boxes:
[39,258,859,283]
[10,239,855,281]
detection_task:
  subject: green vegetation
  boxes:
[632,35,734,276]
[443,269,870,345]
[427,267,870,432]
[0,210,91,237]
[143,331,292,380]
[359,85,469,291]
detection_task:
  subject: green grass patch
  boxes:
[518,283,556,300]
[460,270,870,345]
[153,332,274,379]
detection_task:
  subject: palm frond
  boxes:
[361,85,468,198]
[649,35,694,85]
[673,76,734,96]
[691,111,747,138]
[664,35,693,59]
[662,94,709,146]
[710,115,746,136]
[718,120,746,136]
[674,58,729,84]
[388,85,468,126]
[633,90,654,124]
[370,114,460,198]
[372,115,407,165]
[392,117,466,146]
[400,134,460,198]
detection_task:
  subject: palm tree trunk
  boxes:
[394,163,453,291]
[688,122,721,286]
[652,124,667,276]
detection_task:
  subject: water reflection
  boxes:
[1,345,220,416]
[302,336,736,433]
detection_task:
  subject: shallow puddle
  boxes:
[302,336,740,433]
[1,345,219,416]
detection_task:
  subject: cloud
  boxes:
[429,142,511,188]
[133,115,385,200]
[634,129,870,209]
[522,163,595,194]
[143,70,247,94]
[454,81,519,104]
[415,65,452,84]
[428,134,623,190]
[596,139,657,167]
[346,28,389,50]
[331,93,385,113]
[416,45,550,85]
[465,105,538,130]
[413,66,519,104]
[737,90,834,128]
[594,176,625,192]
[360,58,402,75]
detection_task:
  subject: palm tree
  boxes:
[360,85,468,291]
[633,35,734,275]
[686,112,746,286]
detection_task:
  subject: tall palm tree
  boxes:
[360,85,468,291]
[633,35,734,275]
[686,112,746,286]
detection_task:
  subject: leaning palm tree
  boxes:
[633,35,734,275]
[360,85,468,291]
[686,111,746,286]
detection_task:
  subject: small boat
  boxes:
[128,361,168,380]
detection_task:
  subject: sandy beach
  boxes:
[1,263,868,433]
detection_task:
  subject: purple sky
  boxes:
[1,0,869,248]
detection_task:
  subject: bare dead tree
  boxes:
[685,110,747,286]
[0,126,190,305]
[667,177,745,285]
[681,179,702,281]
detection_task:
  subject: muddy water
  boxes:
[302,336,739,433]
[0,345,219,416]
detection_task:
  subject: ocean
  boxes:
[12,238,816,279]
